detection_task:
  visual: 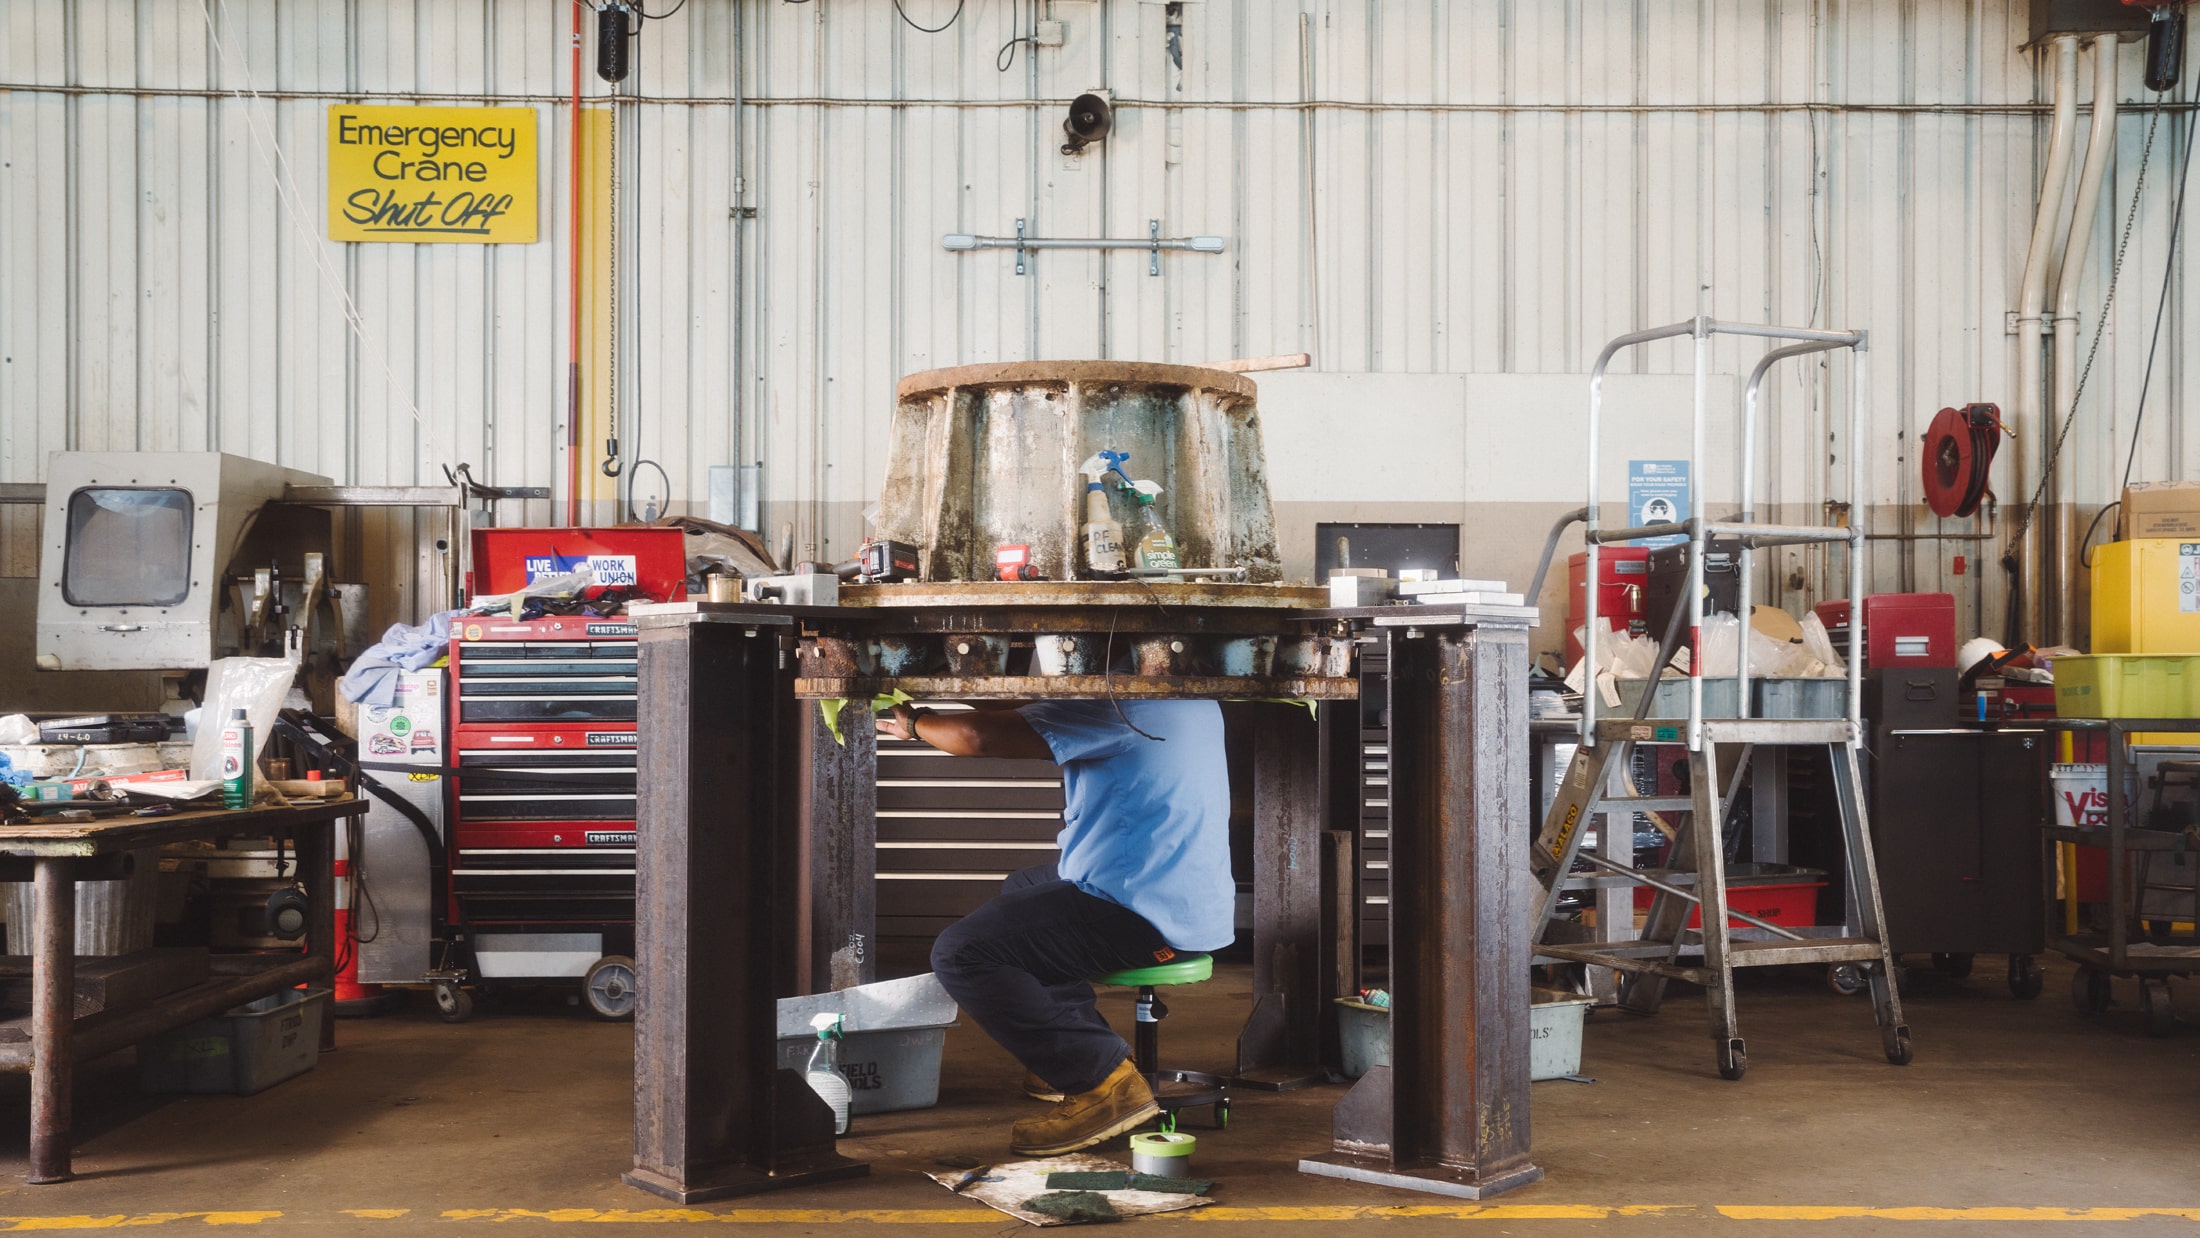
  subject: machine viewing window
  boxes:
[61,487,194,607]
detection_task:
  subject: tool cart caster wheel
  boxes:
[2007,954,2043,1000]
[1213,1098,1230,1130]
[2142,980,2175,1038]
[1826,963,1869,997]
[434,983,474,1023]
[1931,953,1974,980]
[1716,1038,1747,1081]
[584,955,639,1021]
[1885,1026,1914,1066]
[2072,965,2112,1014]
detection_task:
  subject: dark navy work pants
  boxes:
[930,863,1175,1096]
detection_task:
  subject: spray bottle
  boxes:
[1129,481,1180,570]
[219,708,255,810]
[1077,450,1130,575]
[803,1012,852,1135]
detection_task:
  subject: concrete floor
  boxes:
[3,953,2197,1236]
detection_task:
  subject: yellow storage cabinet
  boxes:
[2091,539,2200,653]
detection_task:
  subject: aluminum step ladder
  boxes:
[1529,317,1910,1081]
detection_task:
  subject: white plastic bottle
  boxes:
[803,1012,852,1135]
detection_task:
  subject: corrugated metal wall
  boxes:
[2,1,2192,641]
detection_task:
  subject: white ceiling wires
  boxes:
[196,0,454,478]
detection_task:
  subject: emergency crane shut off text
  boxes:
[327,105,538,243]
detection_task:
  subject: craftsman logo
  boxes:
[585,732,633,747]
[586,622,639,636]
[585,831,636,846]
[1151,947,1176,964]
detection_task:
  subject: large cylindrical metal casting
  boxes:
[873,361,1281,584]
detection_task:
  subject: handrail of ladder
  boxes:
[1583,316,1870,750]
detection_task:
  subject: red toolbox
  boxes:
[1814,593,1956,668]
[467,526,690,602]
[1567,548,1651,665]
[1634,874,1826,930]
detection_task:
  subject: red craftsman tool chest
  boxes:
[1814,593,1956,668]
[447,614,640,933]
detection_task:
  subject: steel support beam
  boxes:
[1233,703,1328,1089]
[626,622,863,1203]
[1301,622,1542,1198]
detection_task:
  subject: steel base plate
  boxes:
[622,1156,868,1204]
[1298,1154,1544,1200]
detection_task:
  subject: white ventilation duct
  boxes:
[2013,34,2081,644]
[2050,34,2121,646]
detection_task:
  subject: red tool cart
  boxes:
[430,528,685,1021]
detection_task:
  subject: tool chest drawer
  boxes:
[451,633,639,725]
[453,729,638,822]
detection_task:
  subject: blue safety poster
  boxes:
[1628,460,1689,548]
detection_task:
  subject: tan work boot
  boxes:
[1021,1071,1065,1103]
[1010,1058,1159,1156]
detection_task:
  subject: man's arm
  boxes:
[876,702,1055,760]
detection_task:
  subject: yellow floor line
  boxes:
[4,1204,2200,1227]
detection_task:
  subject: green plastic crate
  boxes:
[2053,654,2200,719]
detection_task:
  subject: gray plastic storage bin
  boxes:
[1335,989,1593,1082]
[1612,676,1740,719]
[137,987,329,1096]
[774,974,957,1116]
[1752,676,1847,719]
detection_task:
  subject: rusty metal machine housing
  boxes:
[873,361,1280,584]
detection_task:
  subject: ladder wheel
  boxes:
[1885,1026,1913,1066]
[1826,964,1869,997]
[2007,954,2043,1000]
[434,983,474,1023]
[1717,1038,1747,1081]
[2072,965,2112,1015]
[2142,980,2176,1038]
[1931,952,1973,980]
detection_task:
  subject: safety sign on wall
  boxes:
[327,105,537,243]
[2182,543,2199,613]
[1628,460,1690,549]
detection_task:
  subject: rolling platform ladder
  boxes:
[1529,317,1911,1080]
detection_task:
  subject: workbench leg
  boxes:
[29,859,76,1185]
[1302,624,1541,1198]
[299,820,338,1051]
[625,621,864,1203]
[1235,703,1329,1089]
[800,699,877,997]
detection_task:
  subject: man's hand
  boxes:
[876,703,928,743]
[875,703,1054,760]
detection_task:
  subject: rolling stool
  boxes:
[1094,953,1229,1131]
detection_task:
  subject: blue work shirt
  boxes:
[1016,699,1235,952]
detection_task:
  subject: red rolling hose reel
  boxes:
[1922,403,2003,519]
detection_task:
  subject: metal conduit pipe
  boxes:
[2015,35,2081,644]
[2051,34,2122,647]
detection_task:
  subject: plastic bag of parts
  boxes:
[188,656,299,783]
[1798,612,1846,678]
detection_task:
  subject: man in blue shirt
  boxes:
[877,697,1232,1156]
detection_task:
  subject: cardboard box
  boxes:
[2122,482,2200,540]
[354,670,446,767]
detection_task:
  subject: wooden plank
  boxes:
[0,947,209,1018]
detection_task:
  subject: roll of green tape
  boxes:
[1129,1130,1196,1178]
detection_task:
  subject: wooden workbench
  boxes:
[0,797,361,1184]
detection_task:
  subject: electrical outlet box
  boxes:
[1035,20,1066,46]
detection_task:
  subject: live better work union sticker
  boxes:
[327,104,537,243]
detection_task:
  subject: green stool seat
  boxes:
[1096,954,1213,988]
[1089,953,1228,1132]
